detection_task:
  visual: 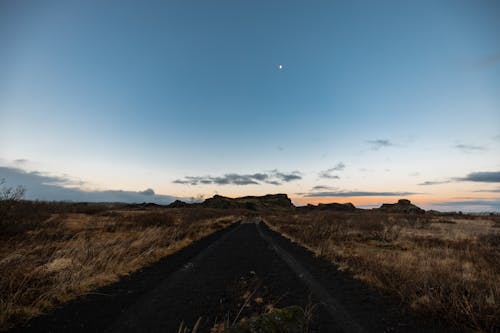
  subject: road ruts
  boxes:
[105,222,338,332]
[12,222,444,333]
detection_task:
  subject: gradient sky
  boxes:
[1,0,500,211]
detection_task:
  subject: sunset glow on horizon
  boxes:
[1,0,499,211]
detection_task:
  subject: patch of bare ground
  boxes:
[263,211,500,332]
[0,201,243,330]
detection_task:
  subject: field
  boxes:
[263,210,500,332]
[1,198,500,332]
[0,201,243,331]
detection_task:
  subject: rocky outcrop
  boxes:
[317,202,356,211]
[166,200,191,208]
[297,202,357,212]
[164,194,294,210]
[201,194,294,210]
[201,195,243,209]
[377,199,425,214]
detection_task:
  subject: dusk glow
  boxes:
[1,0,499,211]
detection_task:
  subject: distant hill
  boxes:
[166,194,293,210]
[377,199,425,214]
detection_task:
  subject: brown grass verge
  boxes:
[262,210,500,332]
[0,202,243,330]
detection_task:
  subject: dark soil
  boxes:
[11,222,445,333]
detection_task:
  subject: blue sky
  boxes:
[1,0,499,210]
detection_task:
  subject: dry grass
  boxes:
[263,211,500,332]
[0,202,242,331]
[208,271,313,333]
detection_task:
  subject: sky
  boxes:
[1,0,500,211]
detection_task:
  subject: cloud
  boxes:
[453,144,485,153]
[173,170,302,186]
[457,171,500,183]
[139,188,155,196]
[420,171,500,186]
[367,139,394,150]
[473,188,500,193]
[311,185,336,191]
[332,162,345,171]
[432,199,500,212]
[0,166,181,204]
[273,170,302,182]
[318,162,345,179]
[303,191,418,197]
[418,180,452,186]
[14,159,28,165]
[318,173,339,180]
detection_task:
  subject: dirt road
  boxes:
[12,222,441,332]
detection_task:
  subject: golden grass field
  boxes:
[1,199,499,332]
[0,202,243,331]
[263,210,500,332]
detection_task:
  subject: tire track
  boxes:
[256,222,366,333]
[105,222,324,332]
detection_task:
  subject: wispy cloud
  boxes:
[419,171,500,185]
[473,188,500,193]
[367,139,394,150]
[174,175,258,185]
[13,159,28,165]
[432,199,500,212]
[457,171,500,183]
[311,185,337,191]
[318,173,339,180]
[453,144,485,153]
[0,166,181,204]
[418,180,452,186]
[303,191,418,197]
[173,170,302,186]
[318,162,345,179]
[273,170,302,182]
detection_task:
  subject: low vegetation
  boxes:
[207,271,313,333]
[2,187,499,332]
[0,200,242,330]
[263,210,500,332]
